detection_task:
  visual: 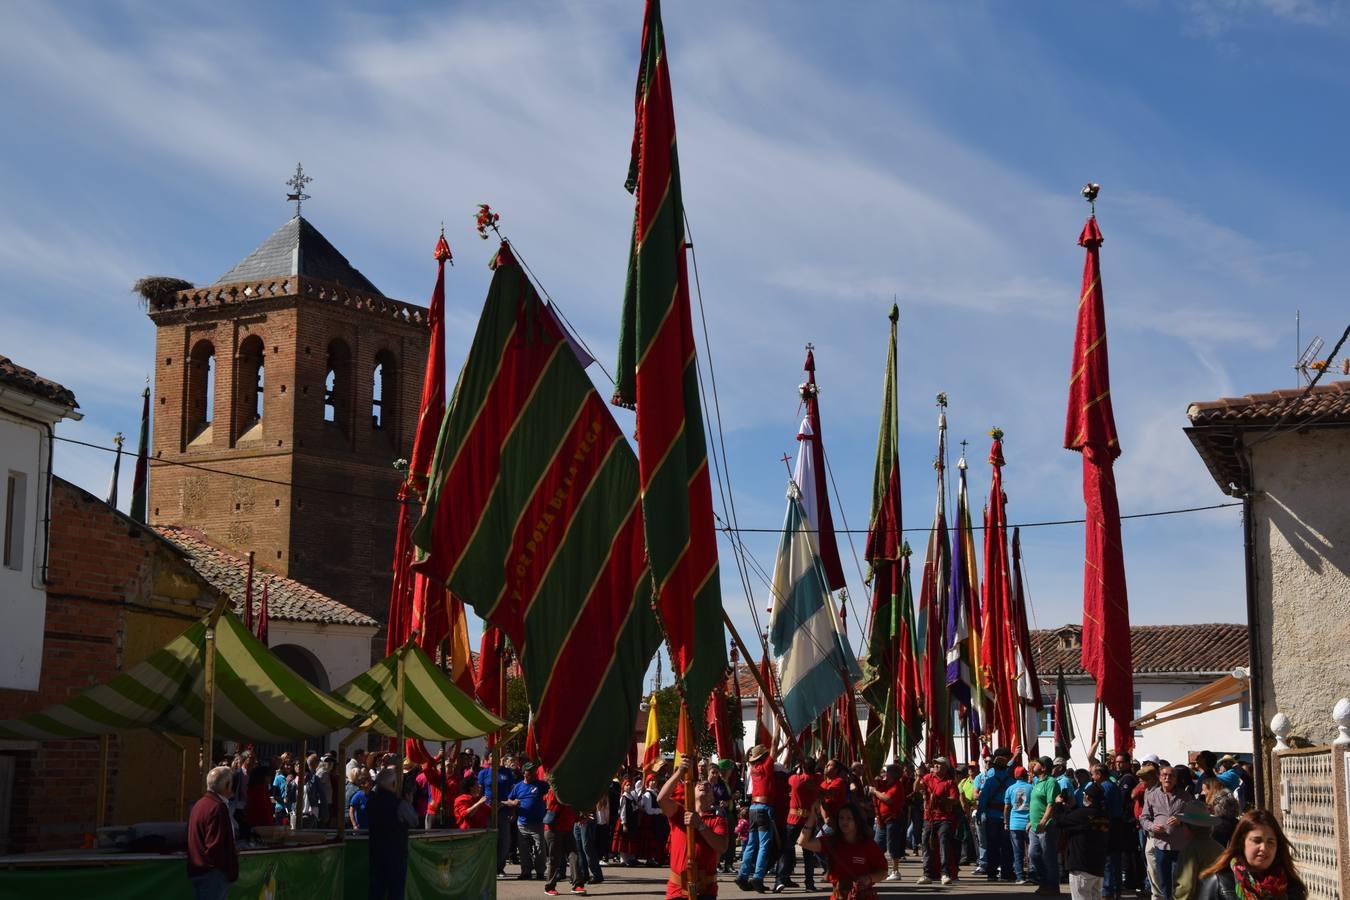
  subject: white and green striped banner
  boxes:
[768,485,862,737]
[333,644,506,742]
[0,612,361,743]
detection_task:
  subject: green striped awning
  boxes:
[0,611,362,743]
[333,644,506,741]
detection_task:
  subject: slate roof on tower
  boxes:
[215,216,383,296]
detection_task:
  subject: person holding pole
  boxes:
[658,757,729,900]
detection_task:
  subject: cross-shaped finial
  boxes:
[805,342,814,352]
[780,452,793,475]
[960,439,969,455]
[286,163,313,217]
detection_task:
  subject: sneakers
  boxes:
[916,875,933,885]
[544,891,559,897]
[571,888,588,896]
[941,874,954,885]
[772,885,787,894]
[1017,879,1030,885]
[885,870,902,882]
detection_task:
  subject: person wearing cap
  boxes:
[977,747,1017,882]
[1134,764,1162,900]
[1171,801,1223,900]
[867,763,908,883]
[735,744,776,892]
[1004,765,1034,884]
[1030,756,1065,897]
[1057,782,1110,900]
[1213,756,1243,807]
[503,764,550,880]
[917,757,962,885]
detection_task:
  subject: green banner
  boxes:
[0,843,343,900]
[344,830,496,900]
[0,833,495,899]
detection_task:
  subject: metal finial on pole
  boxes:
[1082,182,1100,217]
[286,163,313,217]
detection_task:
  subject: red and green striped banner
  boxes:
[612,0,726,719]
[413,246,662,805]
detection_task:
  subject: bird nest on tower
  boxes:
[133,276,195,309]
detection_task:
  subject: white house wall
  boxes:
[0,407,52,691]
[736,675,1250,770]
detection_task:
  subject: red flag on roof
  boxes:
[1063,201,1134,753]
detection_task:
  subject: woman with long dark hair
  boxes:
[798,800,887,899]
[1196,810,1306,900]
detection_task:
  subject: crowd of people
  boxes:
[186,743,1306,900]
[476,742,1304,900]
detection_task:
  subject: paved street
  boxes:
[496,855,1050,899]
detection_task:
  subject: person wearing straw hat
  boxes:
[1172,802,1223,900]
[736,744,776,892]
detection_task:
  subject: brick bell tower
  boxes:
[143,189,429,628]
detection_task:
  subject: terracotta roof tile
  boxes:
[727,623,1248,697]
[1031,623,1248,676]
[0,354,77,409]
[155,526,378,628]
[1186,380,1350,427]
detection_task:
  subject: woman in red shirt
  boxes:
[543,786,584,896]
[799,801,887,899]
[453,777,489,830]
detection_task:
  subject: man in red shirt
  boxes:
[736,744,777,891]
[542,786,584,896]
[187,765,239,900]
[917,757,962,885]
[453,776,490,830]
[658,759,730,900]
[817,759,848,827]
[868,763,909,882]
[774,758,820,893]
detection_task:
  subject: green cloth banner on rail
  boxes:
[0,831,495,899]
[0,611,360,743]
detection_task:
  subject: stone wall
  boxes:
[1252,428,1350,746]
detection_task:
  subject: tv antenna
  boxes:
[1295,334,1324,386]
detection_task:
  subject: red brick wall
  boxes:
[147,291,428,633]
[0,480,151,851]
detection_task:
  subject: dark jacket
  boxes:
[1195,867,1307,900]
[367,787,410,865]
[187,793,238,881]
[1056,805,1109,876]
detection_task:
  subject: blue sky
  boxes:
[3,0,1347,657]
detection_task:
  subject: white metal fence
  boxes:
[1274,746,1347,900]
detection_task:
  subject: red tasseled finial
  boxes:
[434,232,453,263]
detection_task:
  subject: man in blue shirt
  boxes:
[1003,766,1034,884]
[1089,764,1124,896]
[504,764,549,880]
[479,753,518,875]
[976,748,1016,882]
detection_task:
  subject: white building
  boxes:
[0,355,81,691]
[732,622,1251,768]
[1031,623,1250,769]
